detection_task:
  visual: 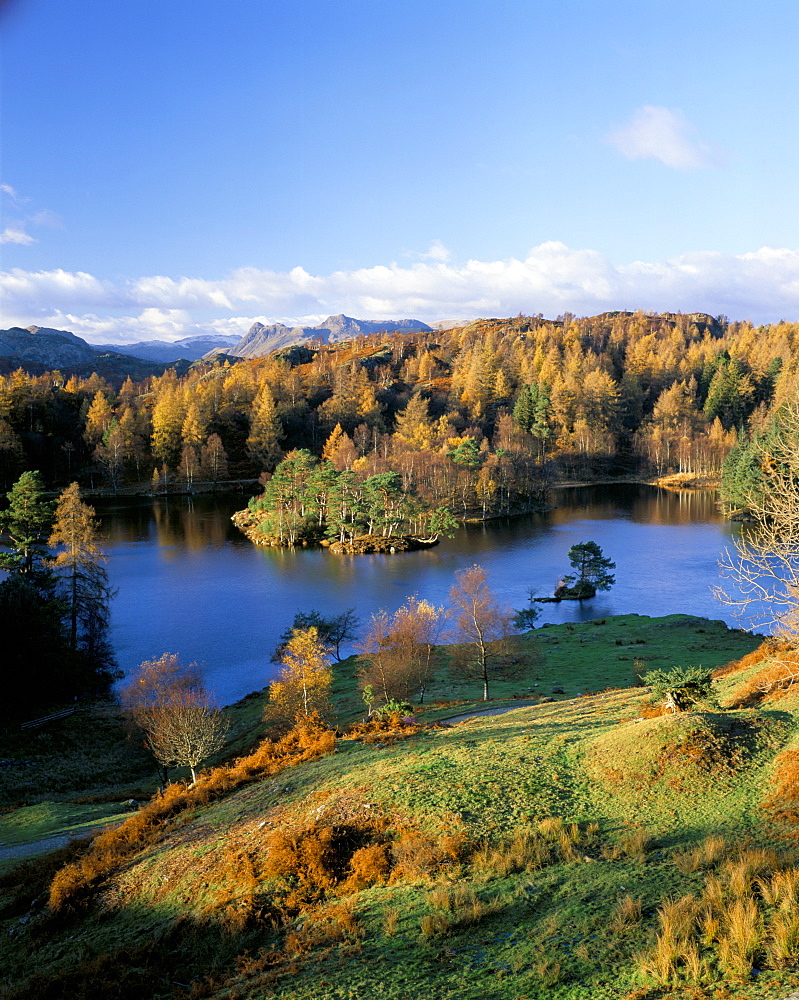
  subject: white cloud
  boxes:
[0,186,62,246]
[606,105,719,169]
[0,183,23,203]
[4,243,799,342]
[419,240,452,263]
[0,227,36,245]
[30,209,63,229]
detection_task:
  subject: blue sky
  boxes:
[2,0,799,342]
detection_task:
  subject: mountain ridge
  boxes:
[92,334,240,363]
[226,313,434,358]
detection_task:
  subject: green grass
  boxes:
[0,701,158,810]
[325,612,759,727]
[6,613,791,1000]
[0,801,131,846]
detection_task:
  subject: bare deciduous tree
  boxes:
[715,404,799,639]
[357,610,408,705]
[390,595,446,704]
[357,596,446,706]
[144,697,230,784]
[120,653,229,785]
[448,564,516,701]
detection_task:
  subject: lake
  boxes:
[96,484,745,706]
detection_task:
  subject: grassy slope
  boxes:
[13,615,799,1000]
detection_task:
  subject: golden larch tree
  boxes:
[265,626,333,727]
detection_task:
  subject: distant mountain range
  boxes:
[225,314,433,359]
[0,326,192,382]
[0,317,438,381]
[93,334,240,362]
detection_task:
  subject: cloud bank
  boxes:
[3,242,799,343]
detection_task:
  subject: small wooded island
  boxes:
[233,448,461,553]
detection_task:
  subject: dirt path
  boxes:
[441,700,540,725]
[0,821,117,864]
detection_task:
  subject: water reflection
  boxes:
[97,494,247,547]
[97,485,743,706]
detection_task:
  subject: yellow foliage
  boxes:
[267,627,333,725]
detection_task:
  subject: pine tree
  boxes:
[557,541,616,599]
[0,470,53,577]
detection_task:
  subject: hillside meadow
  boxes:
[10,615,799,998]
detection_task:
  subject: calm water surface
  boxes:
[96,485,743,706]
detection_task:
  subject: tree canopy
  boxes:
[556,541,616,599]
[0,470,53,578]
[121,653,229,785]
[266,627,333,728]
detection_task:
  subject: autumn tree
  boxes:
[48,482,117,677]
[177,444,200,491]
[448,564,516,700]
[247,384,283,471]
[389,595,446,703]
[322,423,357,471]
[94,418,126,491]
[151,385,185,469]
[83,390,114,451]
[200,433,229,487]
[181,399,206,449]
[271,608,359,663]
[393,394,435,450]
[357,609,410,705]
[120,653,229,785]
[265,626,333,728]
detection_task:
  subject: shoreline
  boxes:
[49,472,719,505]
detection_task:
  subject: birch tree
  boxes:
[715,404,799,637]
[121,653,229,785]
[448,564,515,701]
[265,626,333,727]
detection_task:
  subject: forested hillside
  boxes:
[1,311,794,517]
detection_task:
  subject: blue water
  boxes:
[96,484,744,706]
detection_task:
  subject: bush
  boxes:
[642,665,716,713]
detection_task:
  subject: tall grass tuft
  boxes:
[723,848,781,897]
[610,893,642,933]
[382,906,400,937]
[470,816,599,879]
[768,906,799,966]
[717,898,761,978]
